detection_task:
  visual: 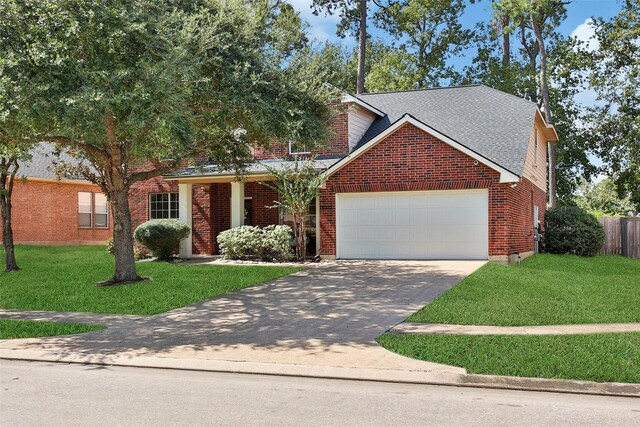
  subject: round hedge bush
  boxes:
[133,219,190,261]
[543,206,605,256]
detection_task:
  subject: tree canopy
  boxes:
[0,0,336,281]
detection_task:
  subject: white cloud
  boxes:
[289,0,340,23]
[288,0,342,42]
[571,18,600,51]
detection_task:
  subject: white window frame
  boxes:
[289,140,311,155]
[94,193,110,229]
[78,192,93,229]
[149,192,180,220]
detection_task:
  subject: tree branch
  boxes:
[129,161,179,184]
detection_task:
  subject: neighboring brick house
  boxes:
[130,84,558,262]
[0,143,112,245]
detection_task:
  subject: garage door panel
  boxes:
[337,190,488,260]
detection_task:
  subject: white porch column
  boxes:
[230,181,245,228]
[178,183,193,258]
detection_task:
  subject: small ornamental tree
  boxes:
[262,158,327,262]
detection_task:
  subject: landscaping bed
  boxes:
[0,319,104,339]
[408,254,640,326]
[0,246,301,315]
[377,332,640,384]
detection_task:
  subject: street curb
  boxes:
[1,349,638,398]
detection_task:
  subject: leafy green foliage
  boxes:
[407,254,640,326]
[369,0,473,89]
[543,206,605,256]
[0,245,300,315]
[0,0,335,281]
[585,0,640,211]
[377,333,640,384]
[217,225,294,261]
[262,158,326,262]
[133,219,190,261]
[573,178,636,217]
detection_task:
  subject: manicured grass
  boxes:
[0,319,104,339]
[0,245,301,315]
[376,333,640,384]
[408,254,640,326]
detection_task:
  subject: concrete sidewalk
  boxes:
[389,322,640,335]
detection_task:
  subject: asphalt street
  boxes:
[1,360,639,426]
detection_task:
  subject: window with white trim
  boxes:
[94,193,109,229]
[289,140,311,155]
[78,192,93,228]
[149,193,179,219]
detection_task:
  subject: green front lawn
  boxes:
[377,333,640,384]
[408,254,640,326]
[0,319,105,339]
[0,245,301,315]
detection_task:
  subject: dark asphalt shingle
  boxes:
[19,142,90,181]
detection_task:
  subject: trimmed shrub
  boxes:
[217,225,293,262]
[133,219,191,261]
[217,226,266,260]
[262,225,295,261]
[543,206,605,256]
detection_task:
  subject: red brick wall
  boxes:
[192,185,214,255]
[129,176,179,228]
[1,179,112,245]
[251,102,349,160]
[319,123,543,257]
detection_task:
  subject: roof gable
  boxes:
[354,85,544,176]
[325,115,520,183]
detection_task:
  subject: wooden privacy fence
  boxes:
[598,217,640,259]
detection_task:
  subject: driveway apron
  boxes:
[0,260,484,373]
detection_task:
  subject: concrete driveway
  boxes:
[0,260,484,374]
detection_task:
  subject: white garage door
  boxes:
[336,190,488,260]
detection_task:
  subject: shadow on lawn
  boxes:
[6,260,481,366]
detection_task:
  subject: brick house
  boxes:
[130,85,558,262]
[2,143,112,245]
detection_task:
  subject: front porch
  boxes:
[165,159,335,258]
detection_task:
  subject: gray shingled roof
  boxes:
[356,85,538,176]
[166,156,341,179]
[19,142,90,181]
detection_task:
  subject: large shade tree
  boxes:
[369,0,474,89]
[586,0,640,210]
[0,0,334,283]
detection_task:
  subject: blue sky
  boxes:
[289,0,622,64]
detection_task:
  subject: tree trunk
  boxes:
[356,0,367,95]
[107,186,141,283]
[520,23,539,104]
[1,157,19,272]
[531,15,556,207]
[502,14,510,69]
[294,212,306,263]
